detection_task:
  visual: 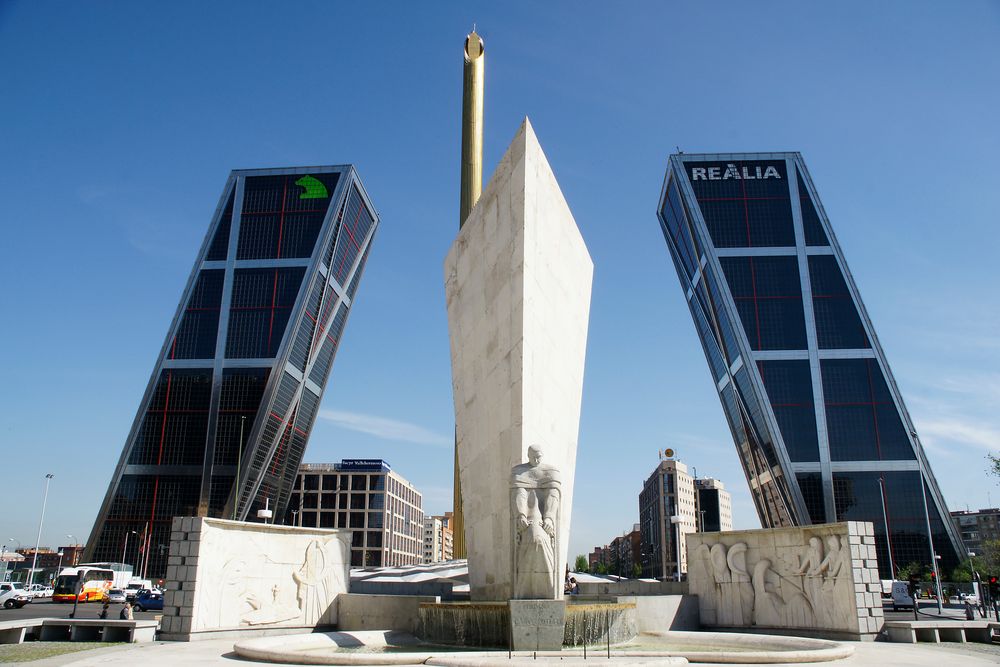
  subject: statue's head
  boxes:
[809,536,822,549]
[527,445,543,465]
[826,535,840,550]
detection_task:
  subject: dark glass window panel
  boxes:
[734,368,779,468]
[758,360,819,462]
[689,296,728,382]
[795,473,826,524]
[337,513,346,528]
[822,359,915,462]
[367,531,382,548]
[329,186,375,286]
[350,494,365,509]
[833,471,958,579]
[701,269,740,363]
[322,475,337,491]
[320,493,336,509]
[367,512,383,529]
[309,304,348,386]
[213,368,269,466]
[238,173,339,260]
[226,267,306,358]
[206,188,236,261]
[320,513,335,528]
[347,242,371,300]
[304,475,319,491]
[797,172,829,246]
[686,160,793,248]
[289,280,325,372]
[300,512,317,527]
[369,493,384,510]
[370,475,385,491]
[129,369,212,466]
[303,494,318,509]
[208,476,234,517]
[808,256,869,349]
[350,513,365,529]
[721,257,806,350]
[352,475,367,491]
[659,179,699,278]
[171,270,225,360]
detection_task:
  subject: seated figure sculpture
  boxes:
[510,445,561,599]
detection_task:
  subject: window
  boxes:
[809,256,869,349]
[352,475,367,491]
[721,256,807,350]
[225,268,306,358]
[797,172,829,246]
[170,270,224,360]
[758,360,819,462]
[238,173,339,260]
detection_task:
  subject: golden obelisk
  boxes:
[453,29,484,559]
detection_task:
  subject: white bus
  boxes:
[52,566,115,603]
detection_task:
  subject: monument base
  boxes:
[509,599,566,651]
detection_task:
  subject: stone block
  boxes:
[166,565,178,581]
[168,555,182,566]
[170,531,184,542]
[185,556,199,567]
[509,599,566,651]
[862,536,875,545]
[172,517,184,531]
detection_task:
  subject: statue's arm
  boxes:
[541,488,559,536]
[514,487,529,527]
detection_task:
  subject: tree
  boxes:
[632,563,642,579]
[989,452,1000,482]
[574,555,589,573]
[896,561,929,581]
[594,561,609,575]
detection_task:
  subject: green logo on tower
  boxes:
[295,175,328,199]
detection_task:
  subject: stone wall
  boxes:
[159,517,350,640]
[686,521,882,640]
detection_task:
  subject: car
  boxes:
[133,590,163,612]
[963,593,980,605]
[104,589,127,604]
[27,584,53,599]
[0,583,32,609]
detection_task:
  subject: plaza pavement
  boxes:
[26,636,1000,667]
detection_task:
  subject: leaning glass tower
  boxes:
[85,166,378,578]
[656,153,963,578]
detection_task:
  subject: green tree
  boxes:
[574,555,589,573]
[594,561,609,575]
[632,563,642,579]
[896,561,929,581]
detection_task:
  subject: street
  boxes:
[0,598,161,623]
[882,598,999,622]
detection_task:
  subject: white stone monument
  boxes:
[159,517,350,641]
[510,445,561,599]
[445,118,593,602]
[686,521,883,640]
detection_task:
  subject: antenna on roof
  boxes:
[676,146,684,154]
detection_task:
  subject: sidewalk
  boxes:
[39,637,1000,667]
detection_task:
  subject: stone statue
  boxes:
[510,445,562,599]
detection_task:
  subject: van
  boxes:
[891,581,915,610]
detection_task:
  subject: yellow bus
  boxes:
[52,566,114,603]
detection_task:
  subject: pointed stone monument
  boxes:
[445,118,593,603]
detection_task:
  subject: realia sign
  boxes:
[690,164,782,181]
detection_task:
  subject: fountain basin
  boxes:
[233,629,854,665]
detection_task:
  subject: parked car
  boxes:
[0,583,32,609]
[133,590,163,612]
[27,584,53,598]
[104,589,127,604]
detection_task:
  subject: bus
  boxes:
[52,566,115,603]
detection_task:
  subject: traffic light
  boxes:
[989,576,999,599]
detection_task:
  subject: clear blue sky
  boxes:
[1,2,998,561]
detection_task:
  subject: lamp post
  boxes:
[28,474,55,588]
[911,430,944,614]
[670,515,684,582]
[877,476,896,580]
[121,530,136,579]
[54,551,64,584]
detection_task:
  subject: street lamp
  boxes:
[54,551,64,583]
[670,515,684,582]
[877,476,896,580]
[29,474,54,588]
[911,430,944,614]
[121,530,137,576]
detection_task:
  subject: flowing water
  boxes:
[563,601,638,646]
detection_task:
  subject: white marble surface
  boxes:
[686,521,883,638]
[445,118,593,601]
[160,517,350,639]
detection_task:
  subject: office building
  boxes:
[951,508,1000,557]
[695,478,733,533]
[86,167,379,578]
[288,460,423,567]
[423,514,454,564]
[655,153,964,578]
[639,459,698,580]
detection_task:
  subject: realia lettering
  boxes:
[690,164,781,181]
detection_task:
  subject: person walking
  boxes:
[99,599,110,619]
[119,603,133,620]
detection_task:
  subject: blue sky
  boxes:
[1,2,998,561]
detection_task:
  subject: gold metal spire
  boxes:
[453,29,485,559]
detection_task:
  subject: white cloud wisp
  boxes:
[318,409,451,447]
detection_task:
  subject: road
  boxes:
[0,598,161,622]
[882,598,999,622]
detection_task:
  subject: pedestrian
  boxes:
[99,600,110,619]
[965,598,975,620]
[569,577,579,595]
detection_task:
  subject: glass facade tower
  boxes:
[85,166,379,579]
[656,153,964,578]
